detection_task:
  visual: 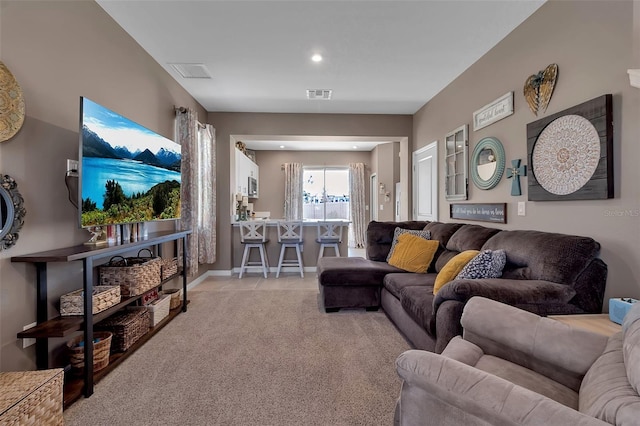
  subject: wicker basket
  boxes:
[60,286,121,316]
[66,331,113,374]
[95,309,150,352]
[99,249,162,297]
[0,369,64,426]
[161,257,179,280]
[163,288,183,310]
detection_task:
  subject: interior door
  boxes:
[395,182,401,221]
[413,142,438,221]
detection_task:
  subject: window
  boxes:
[444,124,468,201]
[303,167,349,220]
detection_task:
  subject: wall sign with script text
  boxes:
[473,92,514,131]
[450,203,507,223]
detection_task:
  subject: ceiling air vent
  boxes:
[306,89,332,100]
[169,63,212,79]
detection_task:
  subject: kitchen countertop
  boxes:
[231,219,350,226]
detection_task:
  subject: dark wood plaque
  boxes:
[527,94,613,201]
[450,203,507,223]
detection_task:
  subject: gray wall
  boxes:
[0,1,206,370]
[413,0,640,305]
[370,142,400,221]
[209,112,413,271]
[252,150,372,219]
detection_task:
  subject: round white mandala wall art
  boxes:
[532,114,600,195]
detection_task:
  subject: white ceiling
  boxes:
[233,135,398,151]
[96,0,545,116]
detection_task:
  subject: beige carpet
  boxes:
[64,276,410,425]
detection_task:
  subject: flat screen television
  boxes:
[79,97,181,228]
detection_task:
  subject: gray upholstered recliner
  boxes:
[395,297,640,425]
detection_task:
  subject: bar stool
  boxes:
[316,221,345,263]
[275,221,304,278]
[239,221,270,278]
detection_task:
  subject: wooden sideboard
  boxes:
[12,229,191,407]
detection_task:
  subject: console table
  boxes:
[12,229,191,407]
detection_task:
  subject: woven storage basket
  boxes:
[60,286,121,316]
[95,309,150,352]
[99,249,162,297]
[163,288,183,310]
[66,331,112,375]
[0,369,64,426]
[161,257,179,280]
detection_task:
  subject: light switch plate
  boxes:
[517,201,526,216]
[66,159,79,177]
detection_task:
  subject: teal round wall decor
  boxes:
[470,137,505,190]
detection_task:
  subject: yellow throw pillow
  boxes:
[387,233,440,273]
[433,250,480,294]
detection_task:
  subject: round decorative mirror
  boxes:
[0,175,26,250]
[470,137,505,190]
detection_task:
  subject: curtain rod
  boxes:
[175,106,206,129]
[281,164,367,171]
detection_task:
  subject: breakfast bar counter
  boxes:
[231,220,350,271]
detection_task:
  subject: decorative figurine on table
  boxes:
[84,226,107,246]
[506,159,527,196]
[235,193,249,221]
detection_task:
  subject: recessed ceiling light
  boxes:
[353,146,358,149]
[280,145,285,149]
[311,54,323,62]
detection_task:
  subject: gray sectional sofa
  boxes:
[316,220,608,353]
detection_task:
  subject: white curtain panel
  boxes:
[349,163,367,248]
[177,109,217,277]
[197,124,216,265]
[283,163,303,221]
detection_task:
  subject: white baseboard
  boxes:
[187,270,231,290]
[208,270,233,276]
[188,267,318,290]
[187,273,210,290]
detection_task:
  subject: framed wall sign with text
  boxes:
[450,203,507,223]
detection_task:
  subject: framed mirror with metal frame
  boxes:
[470,137,506,190]
[444,124,468,201]
[0,175,26,250]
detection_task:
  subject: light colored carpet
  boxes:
[64,277,410,425]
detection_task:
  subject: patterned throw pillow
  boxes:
[433,250,480,294]
[387,234,440,273]
[455,249,507,280]
[386,227,432,262]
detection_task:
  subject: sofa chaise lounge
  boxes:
[317,221,607,353]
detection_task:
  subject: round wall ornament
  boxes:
[531,114,600,195]
[0,61,26,142]
[0,174,26,250]
[470,137,505,190]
